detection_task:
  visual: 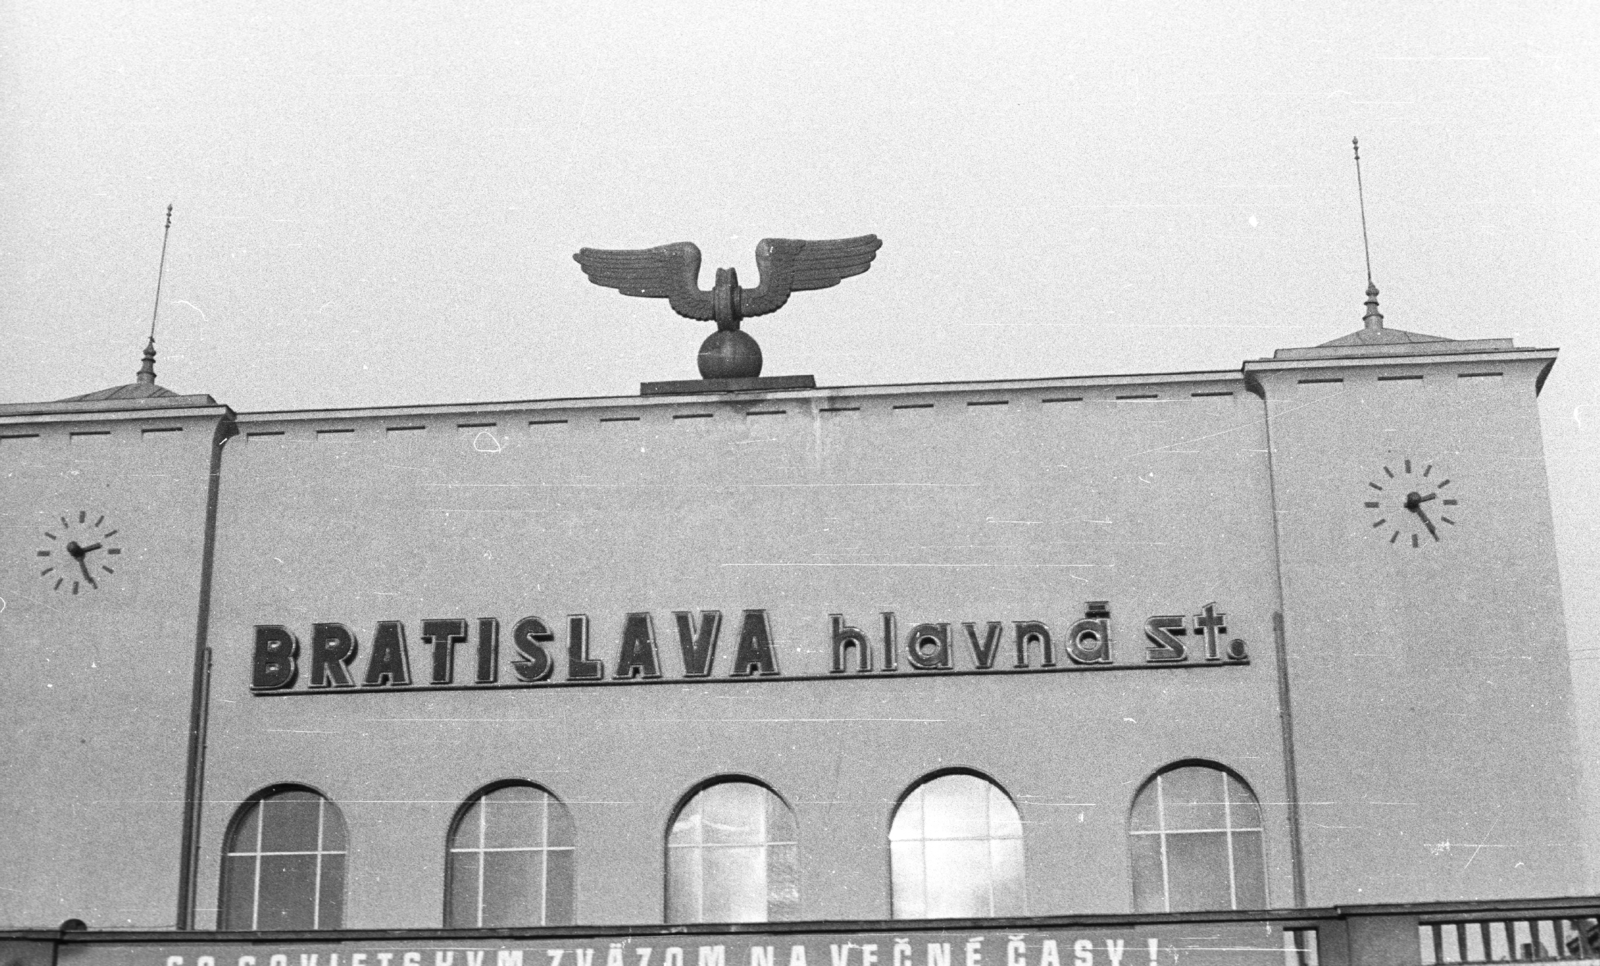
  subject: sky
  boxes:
[3,0,1597,844]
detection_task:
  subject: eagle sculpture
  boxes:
[574,234,882,380]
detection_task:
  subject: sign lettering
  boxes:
[76,923,1310,966]
[251,601,1248,694]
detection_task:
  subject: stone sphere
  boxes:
[697,330,763,379]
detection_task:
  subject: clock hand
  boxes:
[77,556,98,587]
[1402,491,1439,512]
[77,541,103,555]
[1415,506,1439,541]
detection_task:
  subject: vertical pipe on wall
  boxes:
[1272,611,1307,907]
[176,418,234,928]
[1249,371,1309,907]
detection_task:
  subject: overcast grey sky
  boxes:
[3,0,1596,835]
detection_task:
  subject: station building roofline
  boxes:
[224,367,1252,425]
[0,333,1559,424]
[0,394,226,420]
[1243,343,1559,395]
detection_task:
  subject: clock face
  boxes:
[36,511,123,594]
[1365,458,1460,547]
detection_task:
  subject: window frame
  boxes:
[886,768,1027,920]
[219,783,348,931]
[443,780,576,928]
[663,774,800,924]
[1126,760,1267,913]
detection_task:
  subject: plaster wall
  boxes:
[1,345,1584,933]
[1251,355,1584,905]
[195,377,1293,928]
[0,410,227,928]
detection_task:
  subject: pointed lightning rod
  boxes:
[1353,138,1384,330]
[137,204,174,385]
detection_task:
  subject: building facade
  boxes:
[0,313,1590,964]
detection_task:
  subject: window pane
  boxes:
[1159,770,1227,832]
[450,801,484,851]
[1226,775,1263,829]
[988,786,1023,839]
[545,849,575,925]
[320,800,348,853]
[1129,787,1160,834]
[229,803,261,853]
[890,841,926,919]
[666,840,705,923]
[669,798,704,847]
[924,839,992,917]
[1232,830,1267,908]
[482,850,541,927]
[890,787,924,842]
[317,853,345,929]
[989,838,1025,915]
[1129,766,1266,914]
[703,782,767,845]
[219,854,257,930]
[483,789,544,849]
[1129,834,1166,913]
[667,781,796,923]
[260,793,322,853]
[1166,831,1232,911]
[768,842,800,921]
[449,784,574,927]
[891,774,1024,919]
[257,853,318,929]
[922,776,990,840]
[547,800,575,849]
[220,788,346,932]
[446,850,482,927]
[703,844,766,922]
[766,793,798,844]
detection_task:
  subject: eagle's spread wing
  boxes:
[741,234,883,319]
[573,243,714,321]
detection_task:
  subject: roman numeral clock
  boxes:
[36,510,123,595]
[1365,459,1461,548]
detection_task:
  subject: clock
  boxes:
[36,511,123,594]
[1365,458,1460,547]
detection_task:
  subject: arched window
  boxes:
[665,778,799,923]
[445,783,575,927]
[1129,763,1266,912]
[220,786,347,930]
[889,771,1025,918]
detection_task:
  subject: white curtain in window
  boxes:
[890,772,1025,919]
[666,780,799,923]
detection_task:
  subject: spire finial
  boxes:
[136,335,158,385]
[1352,138,1383,329]
[139,204,174,383]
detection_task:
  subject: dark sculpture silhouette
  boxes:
[574,235,882,379]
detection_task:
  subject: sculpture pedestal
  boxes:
[639,375,817,396]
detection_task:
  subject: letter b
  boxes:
[252,626,299,691]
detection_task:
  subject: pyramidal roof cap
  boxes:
[0,336,221,415]
[1268,273,1516,361]
[62,382,182,402]
[1316,326,1452,348]
[58,337,186,401]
